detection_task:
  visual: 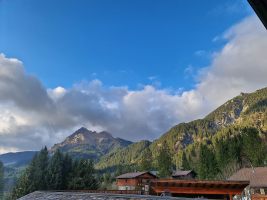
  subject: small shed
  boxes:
[172,170,196,180]
[116,171,157,191]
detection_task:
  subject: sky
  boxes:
[0,0,267,153]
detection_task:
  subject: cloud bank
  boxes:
[0,15,267,153]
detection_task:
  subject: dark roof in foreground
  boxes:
[228,167,267,187]
[172,170,194,177]
[18,191,191,200]
[116,171,157,179]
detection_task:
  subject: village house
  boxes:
[228,167,267,196]
[172,170,196,179]
[116,171,157,192]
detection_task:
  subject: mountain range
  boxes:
[1,86,267,175]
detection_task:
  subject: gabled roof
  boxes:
[172,170,194,177]
[228,167,267,188]
[116,171,157,179]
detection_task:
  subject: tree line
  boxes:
[8,148,98,200]
[137,127,267,180]
[4,127,267,198]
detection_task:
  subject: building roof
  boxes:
[228,167,267,188]
[18,191,183,200]
[116,171,157,179]
[172,170,194,177]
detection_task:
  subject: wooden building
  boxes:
[229,167,267,196]
[116,171,157,191]
[172,170,196,180]
[150,179,249,200]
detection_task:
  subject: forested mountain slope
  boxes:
[98,87,267,178]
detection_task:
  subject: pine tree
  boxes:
[241,127,265,166]
[47,150,64,190]
[156,142,173,178]
[62,153,73,189]
[68,159,98,190]
[139,148,153,171]
[181,151,190,170]
[198,144,219,180]
[215,139,229,171]
[0,161,4,199]
[29,147,49,190]
[9,167,31,199]
[9,148,48,199]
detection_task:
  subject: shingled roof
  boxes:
[228,167,267,188]
[116,171,157,179]
[172,170,194,177]
[18,191,182,200]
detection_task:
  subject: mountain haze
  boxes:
[0,151,37,167]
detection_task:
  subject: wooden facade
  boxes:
[150,179,249,200]
[116,172,157,191]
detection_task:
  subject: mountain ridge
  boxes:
[50,127,132,160]
[98,87,267,170]
[3,87,267,175]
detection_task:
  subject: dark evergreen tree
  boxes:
[181,151,190,170]
[156,142,173,178]
[10,147,99,199]
[62,153,73,189]
[47,150,64,190]
[28,147,49,190]
[0,161,4,199]
[228,136,241,163]
[215,139,231,171]
[198,144,219,180]
[139,148,153,171]
[100,172,113,189]
[241,127,266,166]
[114,165,124,177]
[68,159,98,190]
[9,167,31,199]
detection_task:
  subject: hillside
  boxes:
[152,88,267,153]
[0,151,37,193]
[98,87,267,173]
[0,151,37,167]
[96,140,151,170]
[50,127,132,160]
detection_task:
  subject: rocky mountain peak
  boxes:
[72,127,95,135]
[50,127,132,158]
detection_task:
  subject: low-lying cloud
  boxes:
[0,15,267,153]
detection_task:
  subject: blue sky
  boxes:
[3,0,267,152]
[0,0,252,90]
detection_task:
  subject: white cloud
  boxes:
[195,15,267,107]
[1,15,267,153]
[47,86,67,101]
